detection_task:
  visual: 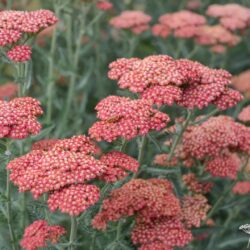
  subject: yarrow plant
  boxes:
[1,1,250,250]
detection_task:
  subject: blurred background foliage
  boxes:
[0,0,250,249]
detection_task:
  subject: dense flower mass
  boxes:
[238,106,250,122]
[0,82,18,100]
[20,220,65,250]
[96,1,113,11]
[109,10,151,34]
[88,96,170,142]
[232,70,250,97]
[131,217,192,249]
[153,10,206,38]
[194,25,240,53]
[99,151,139,182]
[206,4,250,31]
[205,153,241,179]
[181,195,210,228]
[233,181,250,195]
[48,184,100,216]
[108,55,242,109]
[182,116,248,159]
[182,173,213,194]
[0,10,57,61]
[7,45,32,62]
[92,178,194,249]
[8,135,105,215]
[0,97,43,139]
[92,179,179,229]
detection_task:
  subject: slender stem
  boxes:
[57,12,86,135]
[7,0,13,9]
[191,108,219,125]
[46,7,59,124]
[5,142,17,250]
[20,192,27,231]
[168,110,192,161]
[68,216,78,250]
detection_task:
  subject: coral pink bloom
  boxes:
[138,242,173,250]
[195,25,241,49]
[181,195,210,228]
[20,220,65,250]
[96,1,113,11]
[182,173,213,194]
[7,45,32,62]
[0,29,22,46]
[205,153,241,179]
[0,97,43,139]
[0,82,18,100]
[154,10,206,39]
[232,70,250,97]
[206,4,250,31]
[89,96,170,142]
[233,181,250,195]
[151,24,170,38]
[32,138,60,151]
[48,184,100,216]
[99,151,139,182]
[131,217,192,249]
[108,55,242,110]
[7,135,105,199]
[92,179,178,230]
[238,106,250,122]
[110,10,151,34]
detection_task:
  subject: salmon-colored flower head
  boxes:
[0,10,58,62]
[182,116,248,159]
[194,25,241,53]
[92,179,178,230]
[181,195,210,228]
[88,95,170,142]
[206,4,250,31]
[110,10,151,34]
[108,55,243,109]
[8,135,105,215]
[238,106,250,122]
[0,97,43,139]
[182,173,213,194]
[96,1,113,11]
[131,217,193,249]
[153,10,206,38]
[232,70,250,97]
[0,82,18,100]
[99,151,139,182]
[20,220,65,250]
[233,181,250,195]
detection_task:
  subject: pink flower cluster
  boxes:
[96,1,113,11]
[232,70,250,97]
[99,151,139,182]
[182,173,213,194]
[238,105,250,122]
[8,135,105,215]
[0,82,18,100]
[207,4,250,31]
[88,95,170,142]
[92,179,194,249]
[0,97,43,139]
[181,116,250,179]
[233,181,250,195]
[8,135,139,215]
[0,10,57,62]
[152,10,206,38]
[108,55,243,109]
[20,220,65,250]
[110,10,151,34]
[194,25,240,53]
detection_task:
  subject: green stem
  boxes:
[68,216,78,250]
[7,0,13,9]
[20,192,27,231]
[46,7,59,124]
[57,12,86,135]
[168,110,192,161]
[5,142,17,250]
[191,108,219,125]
